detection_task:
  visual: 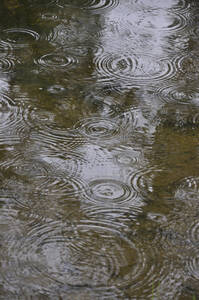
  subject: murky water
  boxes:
[0,0,199,299]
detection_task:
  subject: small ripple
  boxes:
[189,222,199,248]
[63,44,104,57]
[1,28,40,49]
[39,150,87,177]
[95,53,138,82]
[134,0,190,13]
[0,93,26,144]
[31,175,87,198]
[74,117,120,140]
[0,57,16,73]
[35,52,78,70]
[130,166,162,198]
[136,11,187,32]
[156,85,199,104]
[95,53,176,85]
[0,40,12,58]
[176,55,199,74]
[30,128,87,151]
[187,248,199,281]
[12,159,50,178]
[58,0,119,12]
[83,179,137,206]
[113,145,143,167]
[175,177,199,203]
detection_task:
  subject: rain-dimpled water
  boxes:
[0,0,199,299]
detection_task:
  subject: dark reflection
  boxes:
[0,0,199,299]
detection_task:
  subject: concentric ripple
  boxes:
[35,52,78,70]
[74,117,120,140]
[1,218,169,298]
[95,53,176,84]
[0,40,12,58]
[156,85,199,104]
[59,0,119,12]
[187,248,199,281]
[0,93,25,144]
[133,0,190,13]
[1,28,40,48]
[84,179,136,206]
[188,221,199,249]
[174,176,199,202]
[39,150,87,177]
[0,57,16,73]
[31,175,87,198]
[136,11,187,32]
[63,44,104,57]
[130,167,162,198]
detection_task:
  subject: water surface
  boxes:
[0,0,199,299]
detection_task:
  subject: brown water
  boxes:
[0,0,199,299]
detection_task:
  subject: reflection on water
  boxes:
[0,0,199,299]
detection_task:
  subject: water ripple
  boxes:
[187,248,199,281]
[74,117,120,140]
[1,28,40,49]
[30,128,87,151]
[84,178,137,206]
[130,167,162,198]
[63,44,104,57]
[135,11,187,32]
[58,0,119,12]
[95,53,176,85]
[1,218,167,298]
[0,94,26,145]
[0,40,12,58]
[35,52,78,70]
[31,175,87,198]
[156,85,199,104]
[134,0,190,12]
[0,57,16,73]
[39,150,87,177]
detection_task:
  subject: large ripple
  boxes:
[0,218,172,298]
[1,28,40,49]
[95,53,176,85]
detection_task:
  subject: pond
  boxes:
[0,0,199,299]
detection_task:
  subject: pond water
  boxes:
[0,0,199,299]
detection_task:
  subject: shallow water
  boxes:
[0,0,199,299]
